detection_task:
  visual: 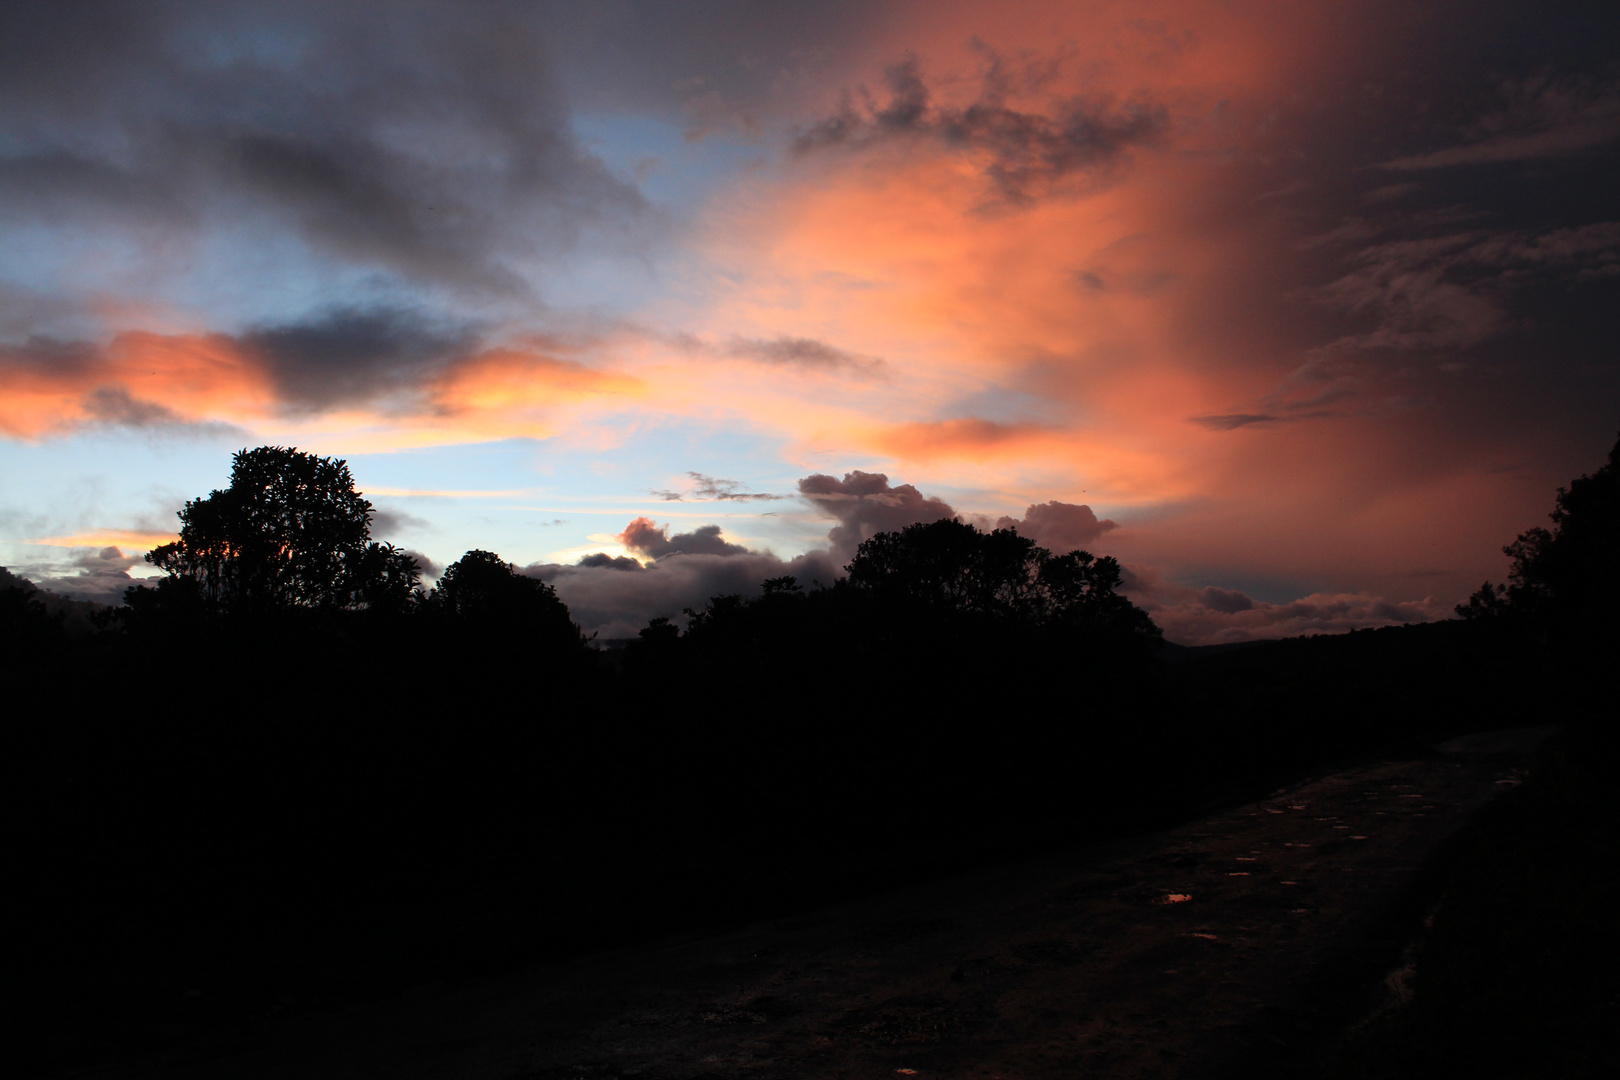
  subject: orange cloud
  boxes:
[0,329,648,451]
[424,347,644,431]
[0,331,273,438]
[28,530,178,551]
[871,418,1053,459]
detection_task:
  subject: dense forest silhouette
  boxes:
[7,438,1615,1077]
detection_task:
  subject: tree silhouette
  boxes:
[143,446,419,615]
[430,549,584,649]
[1,572,61,655]
[1458,433,1619,640]
[846,517,1160,638]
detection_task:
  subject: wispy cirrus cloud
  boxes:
[1381,73,1620,170]
[723,335,884,374]
[651,471,784,502]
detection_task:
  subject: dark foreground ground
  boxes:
[88,728,1556,1080]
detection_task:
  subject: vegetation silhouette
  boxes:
[131,445,421,622]
[0,567,62,657]
[428,549,581,643]
[1458,431,1619,647]
[8,439,1611,1078]
[845,516,1160,638]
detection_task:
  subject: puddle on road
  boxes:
[1154,894,1193,905]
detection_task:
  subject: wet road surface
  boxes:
[136,729,1547,1080]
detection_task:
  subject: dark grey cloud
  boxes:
[0,1,649,298]
[794,53,1167,206]
[369,506,431,540]
[797,470,955,561]
[578,552,643,571]
[403,549,440,579]
[80,386,185,428]
[72,384,243,440]
[1190,413,1281,431]
[69,545,139,574]
[535,1,885,129]
[0,336,102,378]
[618,517,750,558]
[60,382,241,439]
[723,336,883,374]
[1,307,480,426]
[996,501,1117,553]
[1197,586,1254,615]
[239,307,477,411]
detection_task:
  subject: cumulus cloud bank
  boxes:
[1121,565,1452,646]
[531,465,1454,645]
[618,517,750,558]
[531,468,969,637]
[15,546,144,605]
[532,470,1135,638]
[797,470,955,560]
[996,500,1117,554]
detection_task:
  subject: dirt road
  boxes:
[139,730,1546,1080]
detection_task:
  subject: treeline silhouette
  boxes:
[8,440,1614,1076]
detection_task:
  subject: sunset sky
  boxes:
[3,0,1616,643]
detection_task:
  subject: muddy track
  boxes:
[127,729,1546,1080]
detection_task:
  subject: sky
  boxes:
[2,0,1616,643]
